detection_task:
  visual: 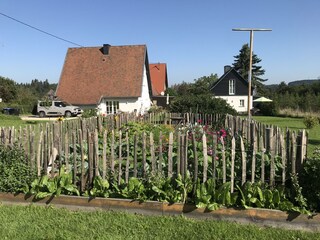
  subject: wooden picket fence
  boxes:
[0,112,307,192]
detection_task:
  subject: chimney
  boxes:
[224,65,232,73]
[102,44,111,55]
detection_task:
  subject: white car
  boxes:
[37,100,82,118]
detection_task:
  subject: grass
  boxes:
[0,204,319,240]
[0,114,39,128]
[253,116,320,155]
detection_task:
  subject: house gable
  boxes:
[210,66,254,113]
[210,68,250,96]
[55,44,151,106]
[149,63,168,96]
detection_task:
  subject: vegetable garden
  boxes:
[0,112,314,214]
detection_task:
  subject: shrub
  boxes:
[299,147,320,211]
[257,102,278,116]
[303,116,319,129]
[81,108,98,118]
[0,144,36,193]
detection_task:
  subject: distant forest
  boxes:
[265,80,320,113]
[1,74,320,115]
[0,76,57,113]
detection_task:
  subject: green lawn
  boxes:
[0,114,38,128]
[253,116,320,155]
[0,204,318,240]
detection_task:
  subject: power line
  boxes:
[0,11,83,47]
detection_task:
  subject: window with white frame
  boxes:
[240,99,245,107]
[229,79,235,95]
[105,100,119,114]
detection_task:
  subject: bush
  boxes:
[303,116,319,129]
[257,102,278,116]
[0,144,36,193]
[299,147,320,211]
[81,108,98,118]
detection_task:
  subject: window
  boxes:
[39,101,52,107]
[240,99,245,107]
[229,79,235,95]
[105,100,119,114]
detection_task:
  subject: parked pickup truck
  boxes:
[37,100,82,118]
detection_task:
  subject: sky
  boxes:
[0,0,319,86]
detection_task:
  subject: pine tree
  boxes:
[232,44,267,90]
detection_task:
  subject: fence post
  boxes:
[280,133,286,185]
[111,130,115,175]
[291,132,297,174]
[180,133,186,179]
[78,129,85,192]
[36,131,43,177]
[240,136,246,185]
[158,131,163,173]
[168,132,173,178]
[176,131,181,176]
[72,131,77,183]
[142,132,147,177]
[102,130,107,180]
[221,137,226,184]
[192,132,198,196]
[150,132,156,174]
[212,134,217,184]
[202,133,208,183]
[251,134,257,184]
[125,131,130,183]
[118,130,122,185]
[133,133,138,177]
[259,136,265,184]
[230,137,235,193]
[269,131,276,188]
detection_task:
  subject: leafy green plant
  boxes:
[175,172,193,204]
[236,181,309,214]
[89,176,110,198]
[303,115,319,129]
[0,144,36,193]
[300,147,320,211]
[146,173,182,203]
[195,179,220,210]
[28,166,79,199]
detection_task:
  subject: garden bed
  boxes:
[0,192,319,232]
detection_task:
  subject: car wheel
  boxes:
[65,111,72,118]
[39,111,45,118]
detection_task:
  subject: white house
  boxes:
[210,66,254,113]
[55,44,153,115]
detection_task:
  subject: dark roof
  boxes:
[56,44,149,105]
[149,63,168,96]
[210,67,248,90]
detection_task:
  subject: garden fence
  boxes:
[0,112,307,192]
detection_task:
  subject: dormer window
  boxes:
[229,79,235,95]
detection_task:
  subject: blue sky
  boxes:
[0,0,319,85]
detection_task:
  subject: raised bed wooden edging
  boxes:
[0,193,319,232]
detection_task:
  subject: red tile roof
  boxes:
[56,44,149,105]
[149,63,168,96]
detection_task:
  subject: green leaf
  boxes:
[273,189,280,206]
[196,202,207,209]
[35,191,52,199]
[207,203,220,211]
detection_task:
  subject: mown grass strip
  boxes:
[0,204,319,240]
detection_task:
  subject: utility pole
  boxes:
[232,28,272,121]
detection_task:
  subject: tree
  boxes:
[169,93,236,115]
[168,74,236,115]
[232,44,266,92]
[0,76,18,102]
